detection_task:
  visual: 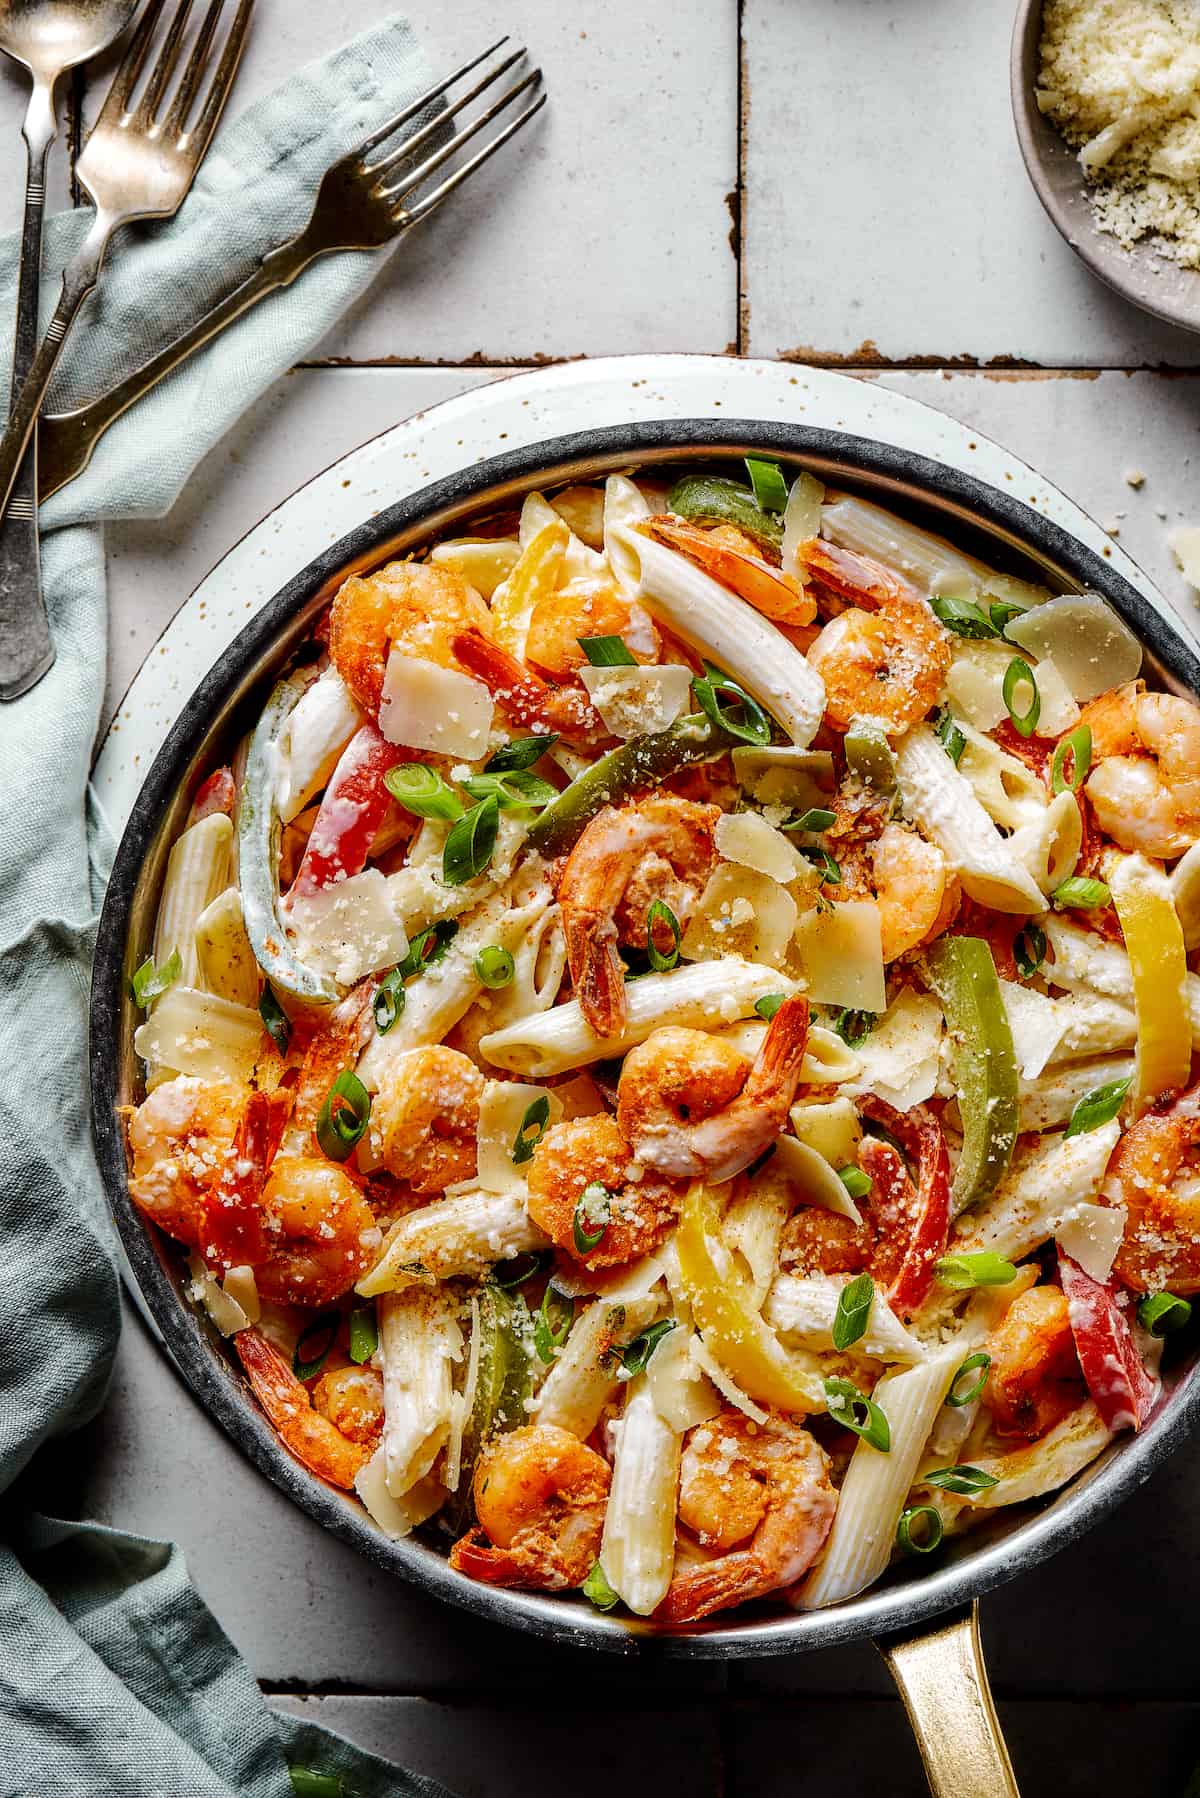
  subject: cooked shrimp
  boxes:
[312,1363,385,1446]
[616,998,811,1183]
[201,1086,292,1272]
[286,983,375,1150]
[525,584,659,680]
[870,822,959,962]
[370,1045,484,1194]
[796,539,913,612]
[255,1155,382,1305]
[558,795,719,1037]
[1110,1086,1200,1295]
[448,1423,610,1589]
[983,1284,1085,1441]
[646,516,816,627]
[806,601,951,738]
[657,1411,837,1622]
[526,1113,682,1270]
[127,1076,247,1249]
[452,626,612,751]
[235,1327,369,1489]
[1080,682,1200,858]
[328,560,493,715]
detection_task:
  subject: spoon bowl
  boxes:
[0,0,138,79]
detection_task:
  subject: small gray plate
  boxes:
[1011,0,1200,334]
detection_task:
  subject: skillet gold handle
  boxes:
[877,1602,1020,1798]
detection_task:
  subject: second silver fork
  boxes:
[36,39,547,503]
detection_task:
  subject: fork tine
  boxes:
[378,69,543,205]
[163,0,224,134]
[365,47,527,180]
[354,36,511,160]
[188,0,253,150]
[139,0,196,122]
[400,90,547,229]
[96,0,169,122]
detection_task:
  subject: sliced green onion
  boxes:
[130,947,182,1009]
[646,898,682,972]
[474,945,516,988]
[1051,724,1092,795]
[578,634,637,667]
[924,1464,1000,1496]
[832,1272,874,1350]
[788,806,837,833]
[934,709,966,766]
[823,1376,890,1451]
[288,1769,346,1798]
[534,1283,574,1363]
[838,1166,872,1202]
[692,667,772,747]
[491,1249,553,1291]
[373,967,406,1034]
[349,1304,378,1366]
[946,1351,991,1408]
[511,1094,551,1166]
[316,1070,372,1163]
[801,846,841,886]
[293,1311,339,1382]
[930,593,997,639]
[1137,1291,1193,1336]
[745,456,789,514]
[1064,1075,1132,1138]
[834,1007,875,1047]
[897,1505,944,1555]
[399,918,459,979]
[755,993,786,1021]
[1002,658,1041,738]
[443,794,500,887]
[1013,922,1047,980]
[460,769,558,810]
[573,1181,613,1254]
[384,762,465,821]
[989,598,1030,636]
[259,983,292,1055]
[486,733,559,772]
[934,1251,1018,1291]
[582,1561,620,1611]
[619,1318,677,1375]
[1052,875,1111,911]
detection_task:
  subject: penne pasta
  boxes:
[1045,915,1200,1049]
[153,812,233,989]
[378,1287,462,1498]
[1017,1054,1136,1131]
[949,1120,1120,1264]
[273,667,362,823]
[355,1450,445,1539]
[536,1295,660,1438]
[766,1274,928,1365]
[600,1376,681,1617]
[895,725,1046,914]
[357,1189,549,1299]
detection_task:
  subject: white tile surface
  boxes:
[742,0,1200,368]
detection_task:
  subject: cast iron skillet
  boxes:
[91,420,1200,1797]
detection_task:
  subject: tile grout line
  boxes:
[291,357,1196,376]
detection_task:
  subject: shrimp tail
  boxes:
[744,995,810,1104]
[453,629,610,749]
[201,1087,292,1271]
[562,905,627,1040]
[448,1528,559,1590]
[657,1552,769,1623]
[235,1327,368,1490]
[796,540,911,611]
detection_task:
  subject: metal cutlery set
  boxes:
[0,2,545,700]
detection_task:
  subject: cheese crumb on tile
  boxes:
[1124,468,1146,488]
[1170,524,1200,587]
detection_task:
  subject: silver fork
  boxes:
[0,0,253,698]
[35,40,547,504]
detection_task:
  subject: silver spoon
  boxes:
[0,0,139,700]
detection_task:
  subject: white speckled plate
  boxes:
[92,351,1178,823]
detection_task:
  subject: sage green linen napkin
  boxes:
[0,18,456,1795]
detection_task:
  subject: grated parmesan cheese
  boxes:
[1038,0,1200,267]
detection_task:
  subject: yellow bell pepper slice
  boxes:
[489,518,568,660]
[1110,854,1191,1112]
[676,1182,826,1414]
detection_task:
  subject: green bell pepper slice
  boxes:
[526,714,732,858]
[666,474,784,553]
[844,716,897,793]
[446,1284,536,1531]
[923,936,1019,1217]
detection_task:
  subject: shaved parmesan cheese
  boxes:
[690,1333,769,1424]
[1056,1201,1127,1285]
[378,650,494,760]
[475,1080,564,1195]
[769,1135,865,1225]
[429,538,521,598]
[134,986,262,1083]
[286,868,409,986]
[1171,526,1200,590]
[766,1273,927,1364]
[355,1449,443,1538]
[843,988,942,1109]
[999,979,1071,1080]
[222,1264,260,1325]
[1006,594,1142,702]
[187,1253,251,1336]
[681,864,798,970]
[646,1326,722,1432]
[789,1096,863,1169]
[715,809,805,884]
[795,899,887,1012]
[578,663,692,739]
[944,639,1021,732]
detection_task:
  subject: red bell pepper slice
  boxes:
[857,1095,950,1318]
[188,765,236,824]
[1059,1250,1158,1432]
[287,721,410,901]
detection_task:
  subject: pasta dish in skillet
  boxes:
[122,459,1200,1621]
